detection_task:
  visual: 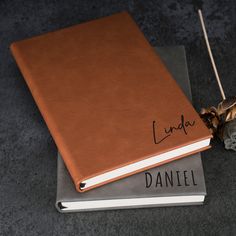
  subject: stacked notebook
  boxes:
[10,12,211,212]
[56,46,207,212]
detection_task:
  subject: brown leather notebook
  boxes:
[10,12,212,192]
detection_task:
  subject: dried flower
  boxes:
[222,119,236,151]
[195,8,235,151]
[200,97,236,151]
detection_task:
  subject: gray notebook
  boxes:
[56,46,206,212]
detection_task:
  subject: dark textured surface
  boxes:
[0,0,235,235]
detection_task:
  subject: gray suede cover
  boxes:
[56,46,206,212]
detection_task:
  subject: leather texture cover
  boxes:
[56,46,207,212]
[10,12,211,192]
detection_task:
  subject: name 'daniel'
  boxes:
[145,170,197,188]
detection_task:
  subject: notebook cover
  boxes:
[56,46,207,212]
[10,12,211,192]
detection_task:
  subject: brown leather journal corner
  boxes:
[10,12,212,192]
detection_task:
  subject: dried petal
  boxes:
[217,96,236,115]
[200,106,221,135]
[225,105,236,122]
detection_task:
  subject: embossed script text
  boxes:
[152,114,195,144]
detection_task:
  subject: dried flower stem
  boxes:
[198,9,226,100]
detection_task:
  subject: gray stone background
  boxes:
[0,0,235,235]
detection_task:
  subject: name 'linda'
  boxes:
[152,114,195,144]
